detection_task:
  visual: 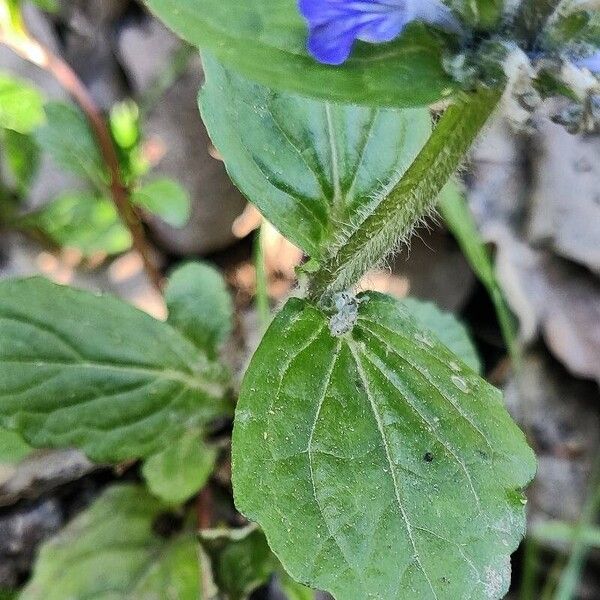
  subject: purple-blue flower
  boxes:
[575,51,600,74]
[298,0,462,65]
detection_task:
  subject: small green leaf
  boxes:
[201,526,276,600]
[0,73,45,133]
[201,525,314,600]
[400,297,481,373]
[19,193,132,256]
[20,484,202,600]
[132,178,191,228]
[200,55,431,256]
[0,277,228,462]
[35,102,107,187]
[165,261,233,358]
[233,293,535,599]
[1,129,40,193]
[144,0,454,107]
[32,0,58,11]
[439,182,519,361]
[451,0,504,30]
[143,428,217,505]
[0,426,32,464]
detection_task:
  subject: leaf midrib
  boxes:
[0,358,222,396]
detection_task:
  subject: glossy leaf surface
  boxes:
[233,293,536,599]
[200,56,431,256]
[144,0,454,107]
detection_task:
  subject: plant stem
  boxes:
[253,223,270,334]
[308,87,503,304]
[0,29,163,292]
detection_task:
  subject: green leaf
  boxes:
[35,102,107,187]
[166,261,233,358]
[438,182,519,361]
[201,526,276,600]
[20,484,202,600]
[200,55,431,256]
[201,525,314,600]
[0,73,45,133]
[144,0,454,108]
[400,297,481,373]
[0,426,32,464]
[233,292,536,599]
[308,87,502,301]
[19,193,132,256]
[132,178,191,228]
[451,0,504,29]
[31,0,58,11]
[143,428,217,505]
[279,572,315,600]
[0,277,228,462]
[1,129,40,193]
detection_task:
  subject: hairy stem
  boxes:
[308,87,503,304]
[0,28,163,291]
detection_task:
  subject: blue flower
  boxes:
[298,0,462,65]
[575,51,600,73]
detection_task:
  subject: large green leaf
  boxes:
[165,261,233,358]
[144,0,454,108]
[20,485,201,599]
[0,73,44,134]
[233,292,535,599]
[142,428,217,505]
[0,277,227,462]
[200,56,431,256]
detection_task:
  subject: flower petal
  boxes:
[299,0,462,65]
[575,52,600,74]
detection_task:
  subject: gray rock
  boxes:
[469,112,600,385]
[116,16,181,95]
[115,14,247,254]
[57,0,129,109]
[528,116,600,274]
[0,499,62,587]
[0,449,95,508]
[142,58,246,255]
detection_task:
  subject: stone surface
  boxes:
[528,116,600,274]
[0,449,95,508]
[470,112,600,385]
[0,499,62,587]
[115,15,247,255]
[142,59,246,255]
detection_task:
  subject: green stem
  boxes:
[308,87,503,304]
[254,224,270,333]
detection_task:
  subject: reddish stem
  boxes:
[0,31,163,291]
